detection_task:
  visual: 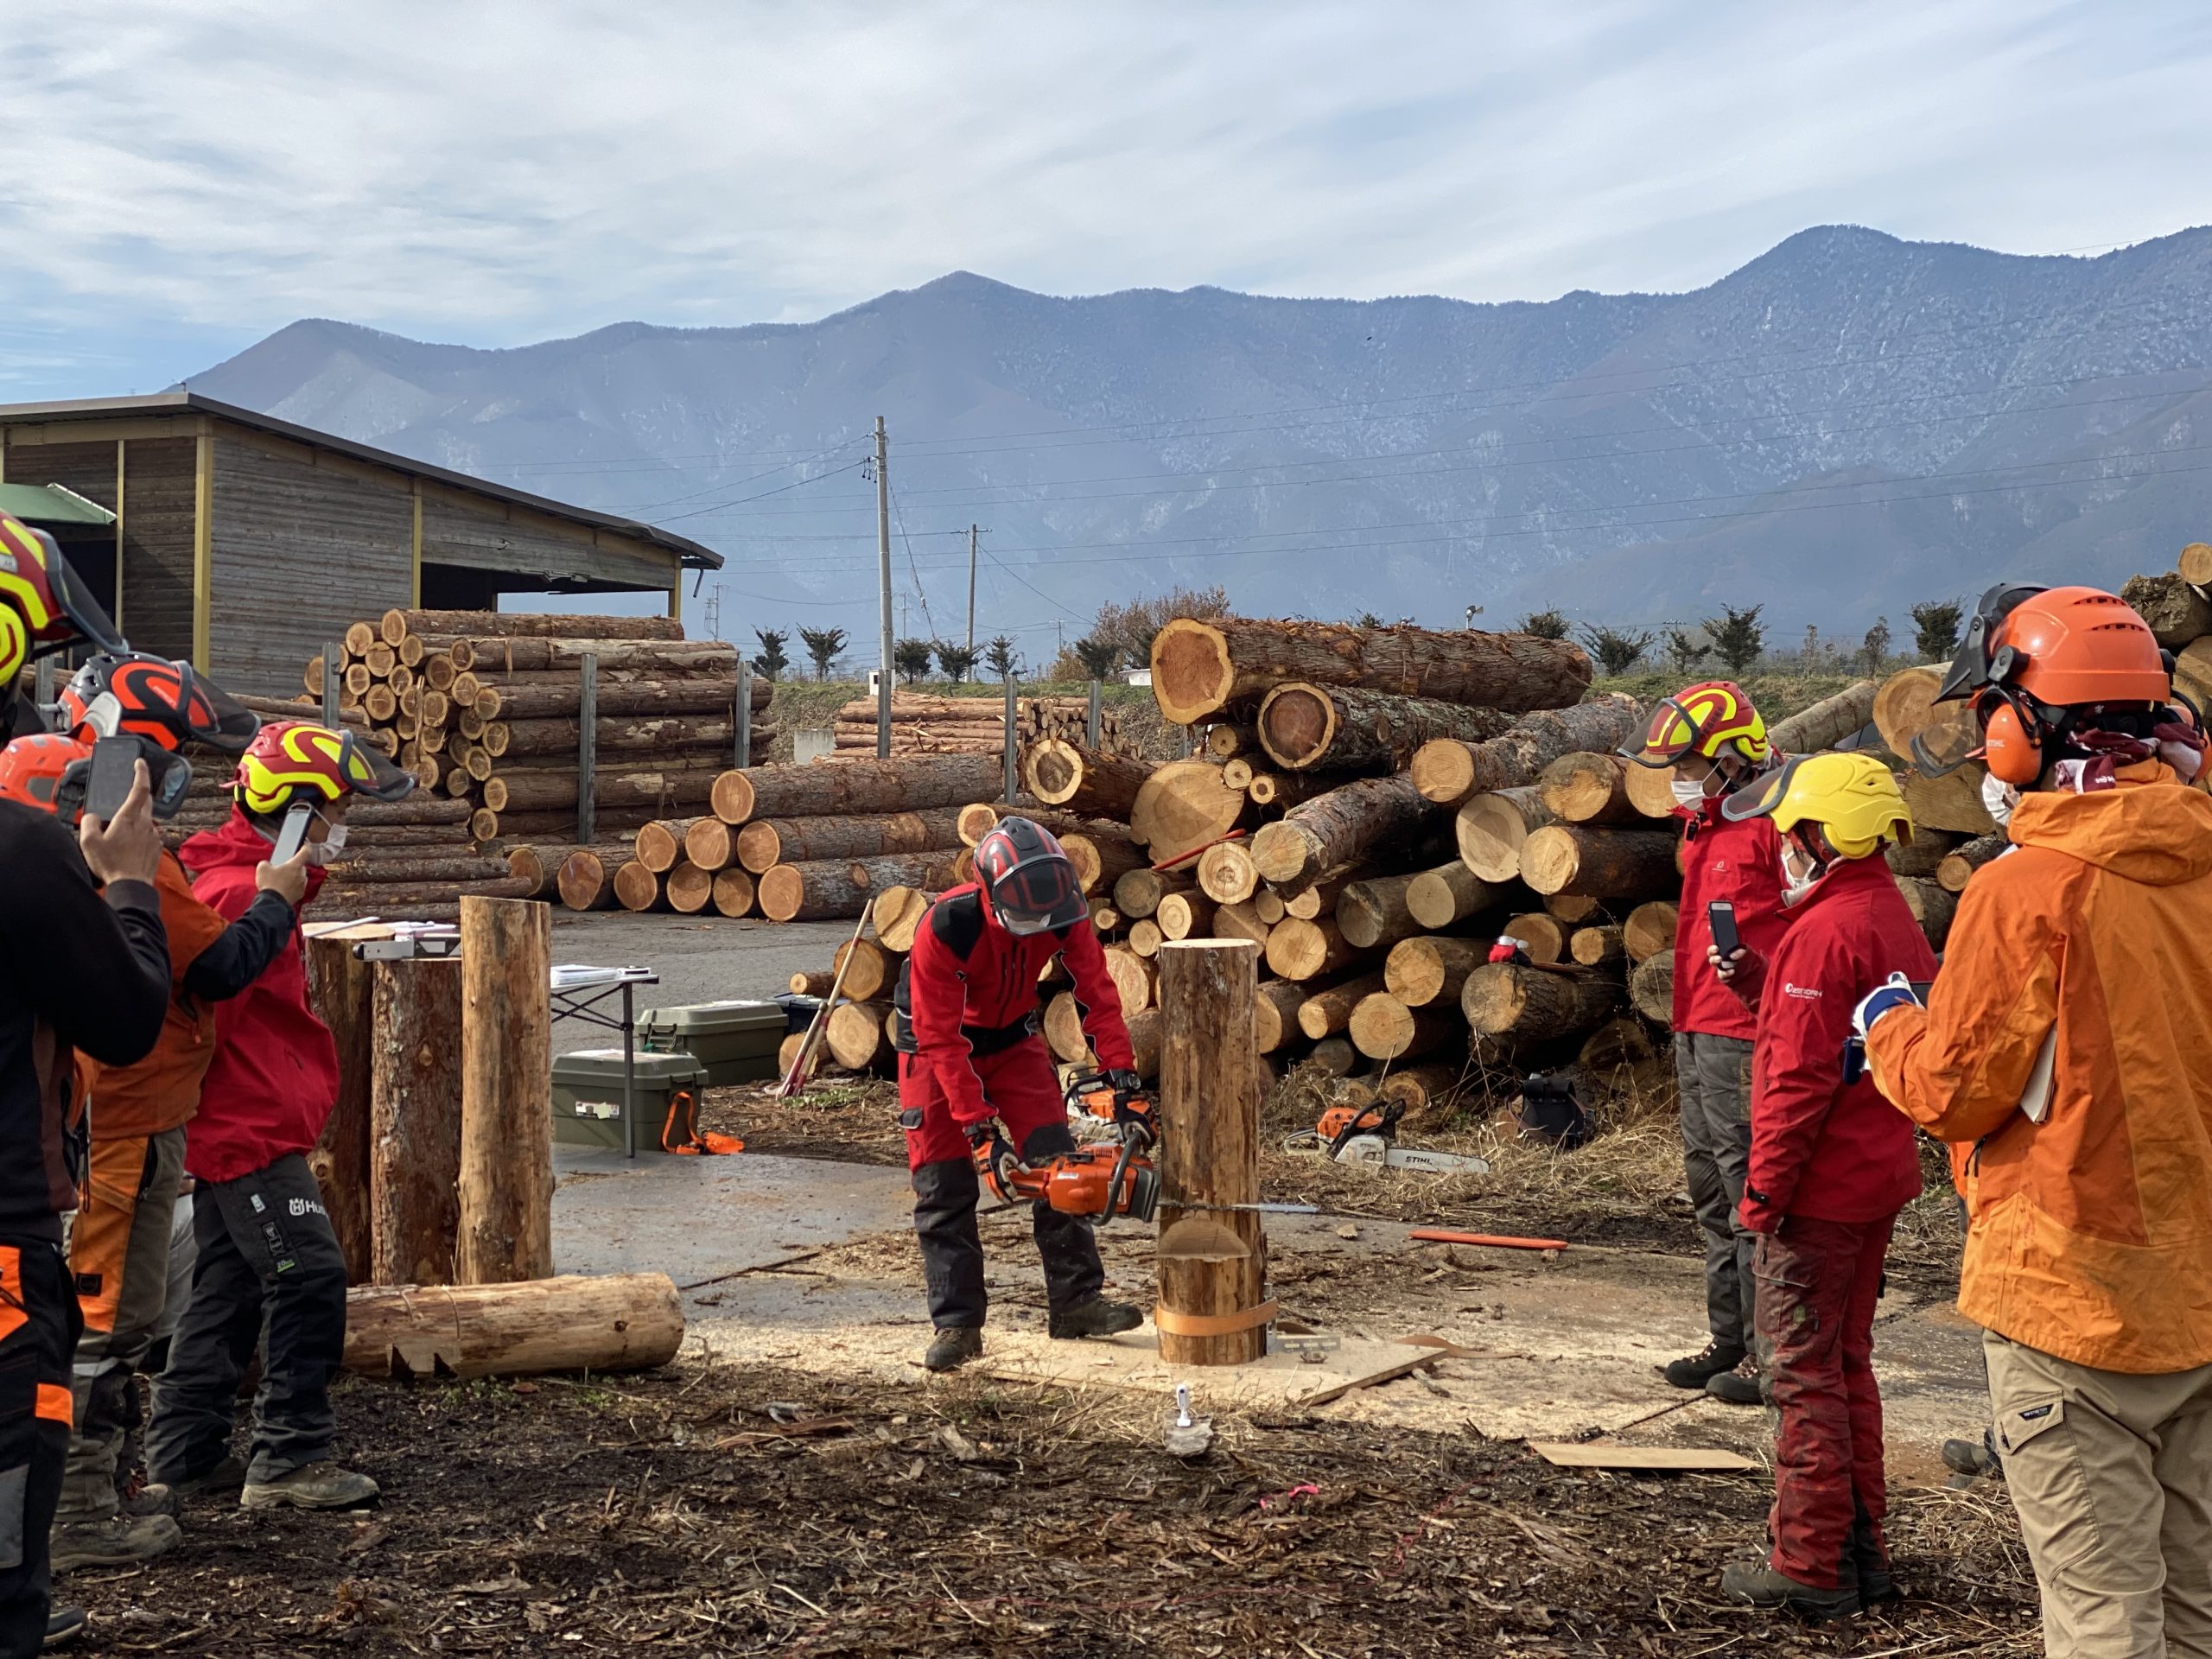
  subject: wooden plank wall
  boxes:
[0,436,197,664]
[208,430,412,693]
[420,488,677,593]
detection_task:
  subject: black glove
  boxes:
[965,1119,1020,1200]
[1103,1069,1156,1145]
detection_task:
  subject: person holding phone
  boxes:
[1700,753,1935,1621]
[145,721,414,1515]
[1622,681,1793,1406]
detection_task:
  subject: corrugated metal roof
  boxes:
[0,480,117,527]
[0,391,722,570]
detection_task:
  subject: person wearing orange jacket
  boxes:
[1704,752,1936,1621]
[1624,681,1793,1406]
[43,657,311,1575]
[1862,584,2212,1657]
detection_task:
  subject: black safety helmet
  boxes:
[972,817,1085,936]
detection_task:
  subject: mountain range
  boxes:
[184,225,2212,657]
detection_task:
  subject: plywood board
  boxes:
[1527,1441,1758,1471]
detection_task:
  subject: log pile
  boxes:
[831,694,1136,758]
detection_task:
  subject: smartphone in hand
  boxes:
[1707,900,1740,959]
[83,737,142,823]
[270,801,314,866]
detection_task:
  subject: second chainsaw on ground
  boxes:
[1284,1096,1490,1174]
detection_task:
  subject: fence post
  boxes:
[735,659,752,770]
[1002,674,1019,803]
[1087,677,1102,747]
[577,652,598,846]
[321,639,341,727]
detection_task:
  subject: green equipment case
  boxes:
[550,1049,710,1153]
[638,999,787,1086]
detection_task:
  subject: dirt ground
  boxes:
[75,1355,2039,1658]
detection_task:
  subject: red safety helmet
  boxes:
[972,817,1085,936]
[1623,680,1770,769]
[1930,583,2176,785]
[0,515,128,684]
[61,653,259,753]
[233,718,415,816]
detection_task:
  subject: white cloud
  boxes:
[5,0,2211,393]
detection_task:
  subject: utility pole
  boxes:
[874,416,892,759]
[966,524,978,654]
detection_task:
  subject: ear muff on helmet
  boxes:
[1980,696,2044,785]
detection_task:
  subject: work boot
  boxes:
[1662,1339,1744,1389]
[1942,1430,2004,1486]
[1706,1354,1764,1406]
[49,1512,182,1573]
[1857,1564,1902,1607]
[240,1460,380,1511]
[924,1326,983,1372]
[44,1605,86,1648]
[156,1452,246,1500]
[119,1471,177,1518]
[1047,1296,1143,1340]
[1719,1560,1860,1622]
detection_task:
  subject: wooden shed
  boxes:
[0,393,721,694]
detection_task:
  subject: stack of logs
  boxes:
[304,609,773,846]
[831,694,1135,756]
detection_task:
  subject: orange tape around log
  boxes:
[1408,1228,1568,1252]
[1153,1299,1278,1338]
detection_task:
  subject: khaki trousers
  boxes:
[1985,1331,2212,1657]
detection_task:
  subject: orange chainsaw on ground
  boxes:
[971,1071,1160,1226]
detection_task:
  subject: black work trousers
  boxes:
[0,1235,79,1659]
[145,1153,346,1486]
[912,1121,1106,1330]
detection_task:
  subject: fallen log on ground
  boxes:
[343,1272,685,1381]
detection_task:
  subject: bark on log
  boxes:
[789,969,836,997]
[489,712,741,760]
[478,806,657,843]
[1348,993,1459,1062]
[1770,680,1879,753]
[871,886,932,953]
[1022,740,1151,818]
[384,609,683,644]
[711,869,756,918]
[1937,833,2009,893]
[321,854,516,886]
[303,933,377,1285]
[1255,682,1515,772]
[343,1273,684,1381]
[1213,900,1270,950]
[1112,868,1192,920]
[1063,832,1147,896]
[1155,939,1268,1365]
[1461,963,1623,1040]
[305,877,534,912]
[2121,571,2212,651]
[1873,665,1980,773]
[1407,694,1643,805]
[1195,841,1259,906]
[1245,770,1333,808]
[1404,861,1500,931]
[1044,992,1092,1065]
[1250,774,1438,889]
[826,1001,894,1071]
[1254,980,1306,1054]
[1128,918,1163,957]
[1901,766,1998,836]
[1205,723,1255,759]
[1503,912,1568,964]
[1334,874,1425,952]
[1886,826,1962,878]
[475,680,744,721]
[1264,915,1367,982]
[1155,892,1217,942]
[369,957,464,1287]
[664,862,715,914]
[1306,1036,1357,1077]
[614,861,667,912]
[1152,616,1592,724]
[1384,935,1488,1007]
[735,809,967,874]
[2176,637,2212,715]
[1570,925,1627,966]
[757,854,962,923]
[1281,862,1366,921]
[557,847,636,912]
[484,767,716,816]
[506,845,565,900]
[957,803,1001,845]
[1898,876,1959,950]
[711,755,1004,824]
[1520,826,1680,899]
[1126,1007,1163,1079]
[439,638,752,677]
[1623,901,1679,963]
[1622,761,1680,819]
[1455,786,1559,882]
[1294,970,1389,1039]
[683,817,739,872]
[1128,760,1248,862]
[455,898,553,1285]
[1537,753,1642,825]
[1630,954,1675,1025]
[348,796,474,826]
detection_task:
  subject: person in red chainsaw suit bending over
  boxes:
[894,817,1145,1373]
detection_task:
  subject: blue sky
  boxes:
[5,1,2211,401]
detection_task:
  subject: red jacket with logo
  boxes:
[1673,798,1791,1041]
[895,882,1132,1128]
[1740,855,1934,1231]
[176,811,336,1184]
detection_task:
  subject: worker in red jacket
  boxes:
[1707,752,1936,1622]
[145,721,415,1513]
[1624,681,1792,1406]
[893,817,1144,1373]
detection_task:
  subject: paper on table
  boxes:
[550,963,658,991]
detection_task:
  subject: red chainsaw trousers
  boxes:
[1753,1211,1897,1593]
[898,1040,1065,1170]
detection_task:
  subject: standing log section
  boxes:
[1022,741,1152,818]
[1255,683,1514,772]
[369,957,464,1287]
[1408,695,1642,805]
[1154,940,1269,1366]
[304,931,378,1284]
[456,898,554,1285]
[1152,617,1592,724]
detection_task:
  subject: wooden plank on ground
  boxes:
[1527,1442,1759,1472]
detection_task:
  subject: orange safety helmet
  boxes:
[0,734,96,820]
[1623,680,1770,768]
[233,719,415,816]
[1933,583,2174,785]
[0,515,129,684]
[61,653,259,753]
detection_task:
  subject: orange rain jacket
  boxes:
[1866,763,2212,1373]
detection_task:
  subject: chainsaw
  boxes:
[1285,1095,1490,1174]
[972,1070,1161,1226]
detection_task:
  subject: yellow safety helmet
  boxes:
[1721,750,1911,859]
[1623,680,1770,768]
[233,719,414,816]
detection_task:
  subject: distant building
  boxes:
[0,392,721,694]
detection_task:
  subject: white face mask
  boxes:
[1779,842,1821,908]
[1670,775,1709,810]
[1980,772,2019,828]
[305,822,347,865]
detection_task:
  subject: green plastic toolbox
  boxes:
[550,1049,710,1153]
[639,999,787,1086]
